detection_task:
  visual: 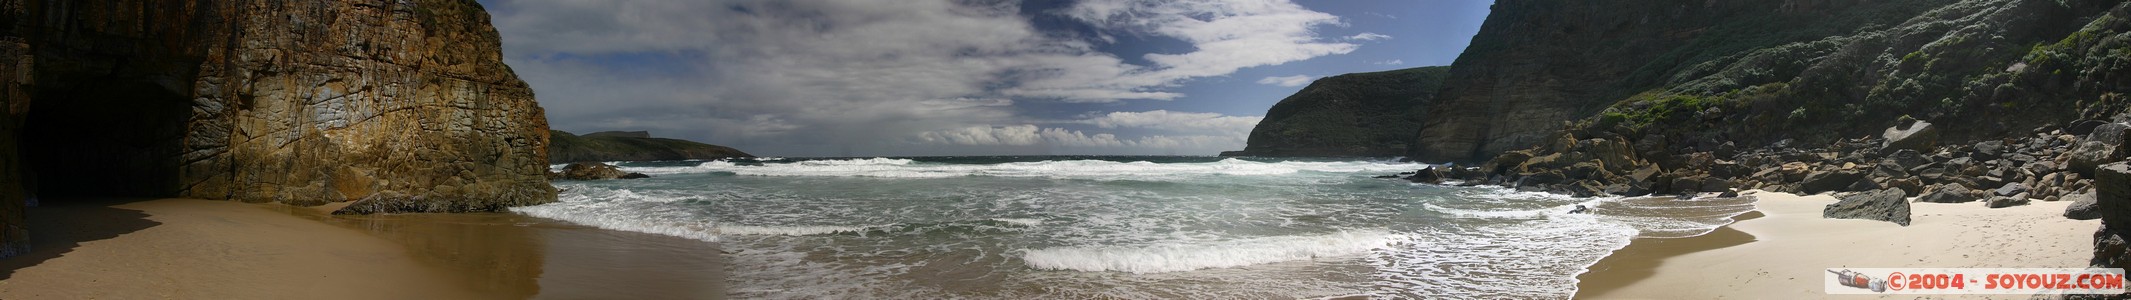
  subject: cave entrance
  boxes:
[21,78,193,200]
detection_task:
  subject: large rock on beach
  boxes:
[2067,193,2102,220]
[1882,119,1939,152]
[1824,188,1911,226]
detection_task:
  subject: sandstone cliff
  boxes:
[1231,66,1448,157]
[0,0,555,256]
[549,130,752,163]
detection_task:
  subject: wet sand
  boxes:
[0,198,726,299]
[1575,191,2098,299]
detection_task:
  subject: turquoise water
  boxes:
[519,156,1753,299]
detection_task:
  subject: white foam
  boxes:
[1021,230,1394,274]
[630,157,1427,180]
[1424,198,1609,220]
[513,204,723,242]
[714,225,872,236]
[992,218,1044,226]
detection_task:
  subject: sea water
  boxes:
[516,156,1755,299]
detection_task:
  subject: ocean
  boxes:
[519,156,1755,299]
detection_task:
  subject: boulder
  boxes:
[2066,193,2101,220]
[1448,167,1486,181]
[1779,162,1813,182]
[1698,177,1736,193]
[559,162,631,180]
[1973,141,2006,160]
[2069,119,2107,136]
[1882,119,1939,152]
[1916,184,1980,203]
[2094,122,2131,146]
[2069,141,2116,176]
[1993,182,2030,197]
[1516,171,1568,187]
[1985,195,2030,208]
[2096,224,2131,270]
[1883,149,1931,171]
[1406,167,1448,184]
[1824,188,1911,226]
[1887,178,1925,197]
[619,173,652,179]
[1800,169,1867,194]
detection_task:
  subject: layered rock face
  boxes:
[548,130,753,163]
[0,0,555,255]
[1232,66,1448,157]
[1410,0,1959,163]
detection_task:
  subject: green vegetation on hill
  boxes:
[548,130,753,163]
[1232,66,1451,157]
[1581,0,2130,150]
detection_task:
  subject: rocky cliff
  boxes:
[549,130,752,163]
[0,0,556,256]
[1231,66,1448,157]
[1384,0,2131,279]
[1410,0,1959,163]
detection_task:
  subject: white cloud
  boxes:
[1084,110,1263,136]
[1345,32,1392,41]
[1369,59,1405,65]
[485,0,1347,155]
[917,109,1261,152]
[1256,75,1313,87]
[1052,0,1359,98]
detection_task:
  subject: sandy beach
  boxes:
[1576,191,2100,299]
[0,198,726,299]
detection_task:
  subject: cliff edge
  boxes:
[0,0,556,256]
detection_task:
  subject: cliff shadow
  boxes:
[0,197,160,280]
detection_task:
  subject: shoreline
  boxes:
[0,197,726,299]
[1573,191,2098,298]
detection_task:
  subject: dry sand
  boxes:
[0,198,727,299]
[1575,191,2100,299]
[0,198,487,299]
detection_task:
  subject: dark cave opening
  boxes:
[21,78,192,200]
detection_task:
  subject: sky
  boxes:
[474,0,1494,157]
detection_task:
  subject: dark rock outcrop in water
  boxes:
[0,0,555,256]
[1232,66,1450,157]
[548,130,753,163]
[556,162,645,180]
[1824,188,1912,226]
